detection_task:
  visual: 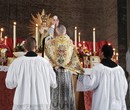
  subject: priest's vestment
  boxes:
[45,34,83,110]
[5,55,57,110]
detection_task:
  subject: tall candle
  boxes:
[116,52,118,61]
[13,22,16,49]
[78,32,80,42]
[108,43,111,45]
[74,27,77,48]
[93,28,96,53]
[4,36,7,45]
[0,28,4,39]
[113,48,115,55]
[83,41,85,49]
[35,24,39,48]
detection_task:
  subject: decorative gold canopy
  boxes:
[28,9,52,36]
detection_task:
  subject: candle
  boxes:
[35,24,39,48]
[93,28,96,53]
[78,32,80,42]
[116,52,118,61]
[74,27,77,48]
[83,41,85,48]
[4,36,7,45]
[78,43,82,47]
[0,28,4,39]
[81,61,83,67]
[108,43,111,45]
[13,22,16,49]
[113,48,115,55]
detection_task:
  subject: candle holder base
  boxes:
[93,52,96,56]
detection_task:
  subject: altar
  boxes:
[0,67,14,110]
[0,38,119,110]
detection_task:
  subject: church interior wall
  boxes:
[0,0,127,70]
[0,0,117,48]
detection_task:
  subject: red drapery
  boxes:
[0,38,24,57]
[77,40,108,54]
[0,72,15,110]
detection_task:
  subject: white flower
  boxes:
[1,49,7,53]
[20,41,25,46]
[17,43,20,46]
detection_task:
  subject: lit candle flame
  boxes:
[1,28,4,31]
[108,43,111,45]
[13,22,16,25]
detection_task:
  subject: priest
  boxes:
[5,37,57,110]
[77,44,128,110]
[45,25,84,110]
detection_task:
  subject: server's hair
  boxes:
[101,44,113,58]
[24,37,36,51]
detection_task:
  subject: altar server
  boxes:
[77,44,128,110]
[5,37,57,110]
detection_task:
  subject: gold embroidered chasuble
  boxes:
[45,34,84,74]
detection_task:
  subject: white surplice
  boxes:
[5,56,57,110]
[77,64,128,110]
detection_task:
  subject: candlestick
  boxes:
[13,22,16,49]
[0,28,4,39]
[78,32,80,42]
[74,27,77,48]
[93,28,96,53]
[36,24,39,49]
[4,36,7,45]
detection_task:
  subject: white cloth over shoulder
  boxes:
[48,25,55,36]
[5,56,57,110]
[77,63,128,110]
[77,68,92,91]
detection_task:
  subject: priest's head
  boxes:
[101,44,113,59]
[55,25,66,36]
[24,37,36,52]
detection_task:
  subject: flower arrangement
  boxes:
[77,46,92,58]
[0,48,8,65]
[77,43,92,68]
[13,41,26,57]
[14,41,25,52]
